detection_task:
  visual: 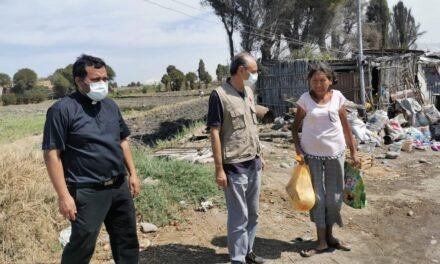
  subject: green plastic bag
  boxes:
[343,163,367,209]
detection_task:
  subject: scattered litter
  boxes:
[280,162,290,169]
[154,148,213,164]
[140,223,158,233]
[142,177,160,186]
[58,226,71,247]
[196,200,213,212]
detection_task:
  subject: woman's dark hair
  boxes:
[230,52,253,75]
[307,62,338,85]
[72,54,107,87]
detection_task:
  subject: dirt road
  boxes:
[138,141,440,264]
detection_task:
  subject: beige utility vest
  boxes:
[215,81,261,164]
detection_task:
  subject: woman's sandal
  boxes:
[329,240,351,251]
[300,247,330,257]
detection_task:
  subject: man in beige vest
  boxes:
[207,52,265,264]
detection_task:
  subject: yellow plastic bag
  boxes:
[285,156,315,212]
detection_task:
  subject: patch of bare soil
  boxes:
[126,98,209,146]
[137,140,440,264]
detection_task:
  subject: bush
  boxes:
[15,90,46,104]
[141,84,161,94]
[1,93,17,106]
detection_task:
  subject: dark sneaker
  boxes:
[231,261,245,264]
[245,252,265,264]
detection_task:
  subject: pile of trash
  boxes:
[349,98,440,158]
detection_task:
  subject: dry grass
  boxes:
[0,136,63,263]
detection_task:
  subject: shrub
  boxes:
[1,93,17,106]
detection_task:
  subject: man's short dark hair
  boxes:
[72,54,107,87]
[230,52,254,75]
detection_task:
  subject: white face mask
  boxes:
[244,72,258,87]
[87,80,108,101]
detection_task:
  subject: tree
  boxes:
[202,0,239,59]
[0,73,12,88]
[52,73,72,99]
[216,64,229,82]
[106,65,116,81]
[366,0,390,49]
[185,72,198,90]
[165,65,185,91]
[51,65,75,98]
[169,69,185,91]
[202,72,212,89]
[12,68,37,94]
[161,74,171,91]
[390,1,425,49]
[329,0,358,57]
[197,59,207,89]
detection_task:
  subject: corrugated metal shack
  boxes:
[257,59,371,116]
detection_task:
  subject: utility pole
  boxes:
[357,0,366,117]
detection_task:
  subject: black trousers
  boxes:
[62,179,139,264]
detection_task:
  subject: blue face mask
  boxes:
[87,81,108,101]
[244,72,258,87]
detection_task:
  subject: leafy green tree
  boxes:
[0,73,12,88]
[12,68,37,94]
[161,74,171,91]
[106,65,116,81]
[185,72,198,90]
[390,1,425,49]
[52,73,72,98]
[197,59,208,89]
[215,64,229,82]
[202,72,212,89]
[366,0,390,48]
[169,68,185,91]
[165,65,185,91]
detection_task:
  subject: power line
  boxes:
[168,0,208,12]
[144,0,349,55]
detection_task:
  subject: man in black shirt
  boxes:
[43,54,140,264]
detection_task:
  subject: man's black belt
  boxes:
[67,176,123,188]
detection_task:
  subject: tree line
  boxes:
[202,0,426,61]
[0,59,231,105]
[0,65,116,106]
[160,59,229,91]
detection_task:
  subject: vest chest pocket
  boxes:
[230,110,246,129]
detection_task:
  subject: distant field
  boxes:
[0,92,207,144]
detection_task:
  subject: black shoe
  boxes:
[245,252,265,264]
[231,261,245,264]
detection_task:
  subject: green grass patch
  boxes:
[0,115,45,144]
[133,146,222,226]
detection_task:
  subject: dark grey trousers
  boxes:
[62,179,139,264]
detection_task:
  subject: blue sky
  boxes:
[0,0,438,85]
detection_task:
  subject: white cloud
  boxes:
[0,0,231,84]
[0,0,221,48]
